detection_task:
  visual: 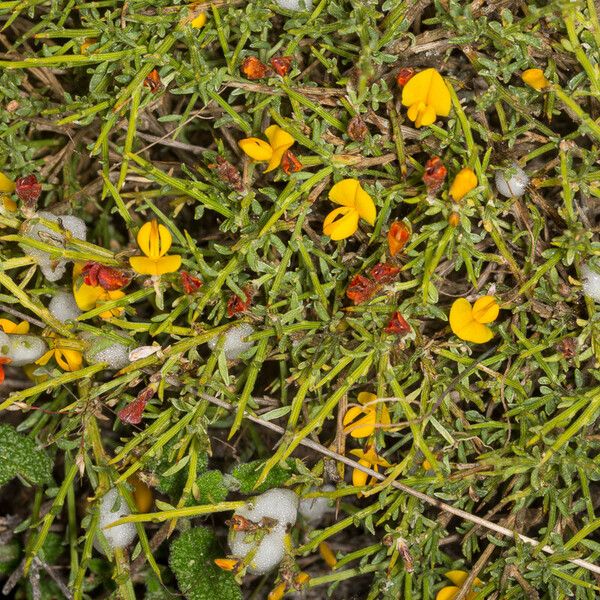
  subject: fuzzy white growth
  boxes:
[495,164,529,198]
[5,335,48,367]
[49,290,81,323]
[229,488,298,575]
[298,485,335,525]
[84,334,130,370]
[275,0,312,10]
[581,264,600,302]
[96,488,137,551]
[208,324,254,360]
[22,212,87,281]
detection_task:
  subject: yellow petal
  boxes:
[445,571,469,586]
[318,542,338,568]
[402,69,434,108]
[2,195,17,212]
[472,296,499,324]
[358,392,377,405]
[129,256,158,276]
[354,184,376,225]
[352,464,369,487]
[239,137,273,162]
[36,350,55,366]
[0,319,17,334]
[73,282,103,311]
[436,586,459,600]
[154,255,182,275]
[521,68,549,91]
[136,220,172,258]
[14,321,29,334]
[456,319,494,344]
[0,172,15,194]
[56,349,82,371]
[343,409,376,438]
[264,125,294,172]
[415,103,437,128]
[323,207,359,240]
[329,178,360,207]
[191,12,207,28]
[425,69,451,116]
[449,168,477,201]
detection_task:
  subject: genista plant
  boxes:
[0,0,599,599]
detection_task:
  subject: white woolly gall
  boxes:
[49,290,81,323]
[495,164,529,198]
[208,324,254,360]
[95,488,137,551]
[582,264,600,302]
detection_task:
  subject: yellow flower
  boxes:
[129,220,182,276]
[267,583,286,600]
[349,444,391,487]
[0,172,15,194]
[36,335,83,372]
[343,392,390,438]
[449,296,499,344]
[238,125,294,173]
[0,319,30,334]
[401,68,451,128]
[323,179,376,241]
[449,168,477,202]
[521,68,550,91]
[190,11,207,28]
[72,263,125,320]
[436,570,484,600]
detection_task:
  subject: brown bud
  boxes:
[347,115,368,142]
[448,212,460,227]
[396,68,416,87]
[208,156,243,191]
[270,56,293,77]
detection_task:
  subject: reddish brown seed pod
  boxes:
[370,263,401,284]
[346,274,377,305]
[387,221,411,257]
[82,263,130,291]
[270,55,293,77]
[422,156,447,194]
[396,68,416,87]
[281,150,302,175]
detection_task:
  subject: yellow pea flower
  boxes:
[72,263,125,320]
[130,475,154,513]
[343,392,390,438]
[36,335,82,372]
[349,444,391,487]
[449,168,477,202]
[436,570,484,600]
[401,68,451,128]
[0,172,15,194]
[323,178,376,240]
[449,296,499,344]
[129,220,182,276]
[267,583,286,600]
[0,319,30,334]
[238,125,295,173]
[214,558,238,572]
[190,11,207,28]
[521,68,550,91]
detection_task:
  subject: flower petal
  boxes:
[355,185,376,225]
[36,350,55,366]
[323,207,359,241]
[521,68,549,91]
[191,12,207,28]
[425,69,451,116]
[56,349,82,371]
[264,125,294,153]
[154,255,182,275]
[344,410,376,438]
[137,221,172,258]
[0,319,17,334]
[472,296,499,324]
[402,69,433,108]
[456,320,494,344]
[73,282,103,311]
[435,586,459,600]
[129,256,161,276]
[329,178,360,208]
[239,137,273,162]
[352,461,369,487]
[449,168,477,202]
[0,172,15,194]
[357,392,377,405]
[415,103,437,128]
[445,571,469,586]
[449,298,474,337]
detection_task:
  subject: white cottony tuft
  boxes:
[208,324,255,360]
[84,334,130,370]
[275,0,313,10]
[22,212,87,281]
[49,290,82,323]
[5,335,48,367]
[96,488,137,551]
[298,485,335,525]
[229,488,298,575]
[495,164,529,198]
[581,264,600,302]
